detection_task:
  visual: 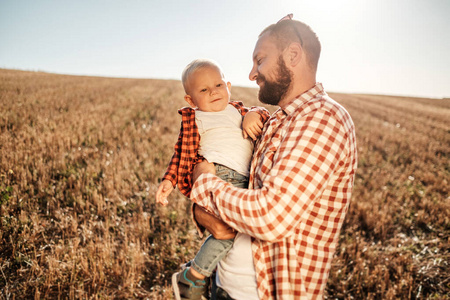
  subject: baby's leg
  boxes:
[186,164,247,280]
[190,235,234,278]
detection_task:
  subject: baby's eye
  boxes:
[200,88,207,92]
[216,83,223,87]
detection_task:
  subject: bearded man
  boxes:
[190,15,358,300]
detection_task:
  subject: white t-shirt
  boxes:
[196,104,259,299]
[216,233,259,300]
[195,104,254,177]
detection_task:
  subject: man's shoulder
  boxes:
[290,92,354,130]
[320,94,352,117]
[314,93,355,133]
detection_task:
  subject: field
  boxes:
[0,69,449,299]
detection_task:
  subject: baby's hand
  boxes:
[242,111,264,140]
[155,180,174,206]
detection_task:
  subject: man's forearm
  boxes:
[193,204,236,240]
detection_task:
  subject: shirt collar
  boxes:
[178,106,195,115]
[278,83,325,116]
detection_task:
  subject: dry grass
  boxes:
[0,69,449,299]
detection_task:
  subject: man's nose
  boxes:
[249,65,257,81]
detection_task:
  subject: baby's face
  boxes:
[185,66,231,112]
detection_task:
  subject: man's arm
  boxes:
[193,204,236,240]
[190,107,356,242]
[191,160,235,240]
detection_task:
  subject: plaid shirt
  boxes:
[190,83,358,299]
[162,101,270,198]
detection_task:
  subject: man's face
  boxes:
[249,33,293,106]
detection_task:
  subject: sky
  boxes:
[1,0,449,99]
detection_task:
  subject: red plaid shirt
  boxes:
[162,101,270,198]
[191,84,358,299]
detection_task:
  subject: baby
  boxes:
[156,58,269,300]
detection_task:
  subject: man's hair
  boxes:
[182,58,225,93]
[260,20,321,72]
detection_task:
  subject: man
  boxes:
[190,14,358,299]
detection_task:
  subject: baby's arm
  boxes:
[156,179,174,206]
[242,110,264,140]
[155,119,184,206]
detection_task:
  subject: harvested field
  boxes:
[1,69,449,299]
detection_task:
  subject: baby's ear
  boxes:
[184,95,196,108]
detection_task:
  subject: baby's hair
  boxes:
[182,58,225,94]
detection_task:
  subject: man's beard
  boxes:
[257,56,293,106]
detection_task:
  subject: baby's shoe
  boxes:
[172,268,209,300]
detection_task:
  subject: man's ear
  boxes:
[184,95,196,108]
[286,42,303,67]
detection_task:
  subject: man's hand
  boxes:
[242,111,264,140]
[155,179,174,206]
[194,205,236,240]
[193,160,216,184]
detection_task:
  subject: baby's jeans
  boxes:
[191,164,249,277]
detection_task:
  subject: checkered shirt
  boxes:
[190,83,358,299]
[162,101,270,198]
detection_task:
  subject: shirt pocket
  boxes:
[254,133,281,186]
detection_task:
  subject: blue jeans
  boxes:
[191,164,249,277]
